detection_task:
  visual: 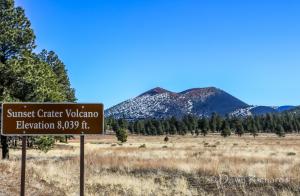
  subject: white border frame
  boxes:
[1,102,105,136]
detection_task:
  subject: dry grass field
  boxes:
[1,134,300,196]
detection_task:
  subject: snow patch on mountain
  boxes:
[105,92,174,119]
[229,106,256,117]
[229,105,296,117]
[186,100,193,114]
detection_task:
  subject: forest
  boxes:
[105,111,300,137]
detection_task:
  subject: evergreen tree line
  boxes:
[106,112,300,137]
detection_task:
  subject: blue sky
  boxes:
[15,0,300,108]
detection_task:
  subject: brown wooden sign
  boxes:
[1,103,104,135]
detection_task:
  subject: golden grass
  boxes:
[1,134,300,195]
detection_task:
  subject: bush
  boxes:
[34,136,55,153]
[164,136,169,142]
[287,152,296,156]
[139,144,146,148]
[116,128,128,143]
[221,128,231,137]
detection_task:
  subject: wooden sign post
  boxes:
[1,103,104,196]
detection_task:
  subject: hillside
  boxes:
[105,87,297,119]
[286,106,300,115]
[105,87,249,119]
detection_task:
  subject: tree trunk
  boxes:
[1,135,9,159]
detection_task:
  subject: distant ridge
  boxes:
[286,106,300,115]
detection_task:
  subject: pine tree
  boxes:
[0,0,76,158]
[216,114,223,132]
[177,120,188,135]
[145,120,156,135]
[266,114,275,132]
[201,118,210,136]
[169,117,178,135]
[250,124,258,138]
[112,121,120,133]
[275,124,285,137]
[138,120,145,135]
[235,119,244,137]
[128,122,134,134]
[154,120,163,135]
[150,120,158,135]
[163,120,170,135]
[184,115,197,135]
[210,113,217,132]
[38,50,76,102]
[133,121,139,134]
[118,118,128,129]
[254,116,262,131]
[195,127,200,136]
[221,120,231,137]
[197,118,203,131]
[295,120,300,133]
[0,0,36,159]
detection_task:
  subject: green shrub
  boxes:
[34,136,55,153]
[139,144,146,148]
[287,152,296,156]
[116,128,128,143]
